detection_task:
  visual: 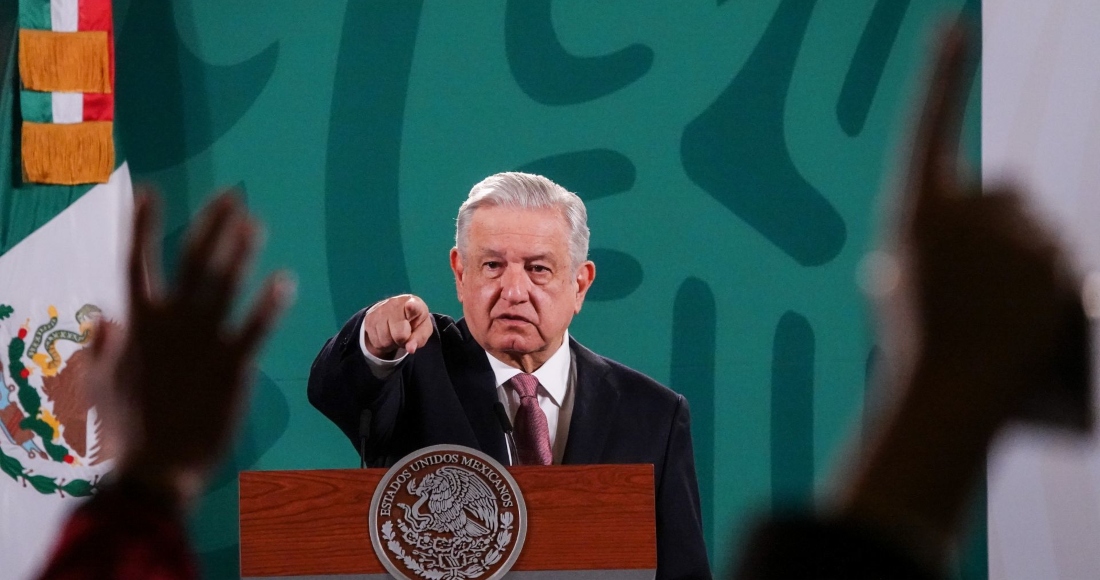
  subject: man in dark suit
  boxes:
[309,172,710,579]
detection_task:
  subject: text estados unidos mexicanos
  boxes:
[378,453,514,516]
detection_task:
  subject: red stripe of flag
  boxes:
[80,0,114,122]
[84,93,113,121]
[78,0,112,31]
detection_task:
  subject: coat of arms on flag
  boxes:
[1,1,131,578]
[0,302,109,496]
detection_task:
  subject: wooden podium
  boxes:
[240,465,657,579]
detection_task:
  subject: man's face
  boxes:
[450,205,595,371]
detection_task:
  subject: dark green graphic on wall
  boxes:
[103,1,984,577]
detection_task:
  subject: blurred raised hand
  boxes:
[844,24,1089,563]
[890,27,1082,418]
[91,190,295,506]
[737,26,1091,580]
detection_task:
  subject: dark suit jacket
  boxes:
[309,310,711,580]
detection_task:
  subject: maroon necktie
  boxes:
[510,373,552,466]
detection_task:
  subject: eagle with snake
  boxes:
[397,465,499,538]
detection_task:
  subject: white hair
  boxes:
[455,172,590,268]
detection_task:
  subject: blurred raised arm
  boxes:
[37,190,294,580]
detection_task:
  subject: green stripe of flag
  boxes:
[17,0,50,30]
[19,90,52,123]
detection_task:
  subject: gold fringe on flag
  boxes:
[18,30,112,93]
[22,121,114,185]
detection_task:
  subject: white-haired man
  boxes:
[309,172,711,579]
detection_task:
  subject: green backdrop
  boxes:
[94,0,984,577]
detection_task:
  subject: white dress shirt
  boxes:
[360,321,575,464]
[484,334,574,464]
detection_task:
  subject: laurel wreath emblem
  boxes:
[0,444,97,497]
[382,511,515,580]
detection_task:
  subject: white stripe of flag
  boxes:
[51,92,83,124]
[50,0,79,32]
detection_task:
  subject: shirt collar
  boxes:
[485,332,571,407]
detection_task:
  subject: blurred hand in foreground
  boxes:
[883,25,1083,421]
[91,190,295,506]
[738,25,1091,580]
[844,23,1089,563]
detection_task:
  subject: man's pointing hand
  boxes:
[363,294,433,358]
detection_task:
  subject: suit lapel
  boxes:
[562,339,619,464]
[445,319,509,464]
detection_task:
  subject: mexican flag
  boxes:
[0,2,131,578]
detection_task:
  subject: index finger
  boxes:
[235,271,296,361]
[177,190,241,299]
[405,314,434,355]
[906,23,971,214]
[404,296,428,323]
[128,188,165,309]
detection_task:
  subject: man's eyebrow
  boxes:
[471,248,504,260]
[471,249,559,264]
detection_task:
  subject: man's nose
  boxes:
[500,265,531,303]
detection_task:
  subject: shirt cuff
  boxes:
[359,318,407,380]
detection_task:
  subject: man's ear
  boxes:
[573,261,596,314]
[450,247,465,303]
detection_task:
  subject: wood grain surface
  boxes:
[239,465,656,576]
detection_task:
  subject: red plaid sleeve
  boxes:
[37,483,198,580]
